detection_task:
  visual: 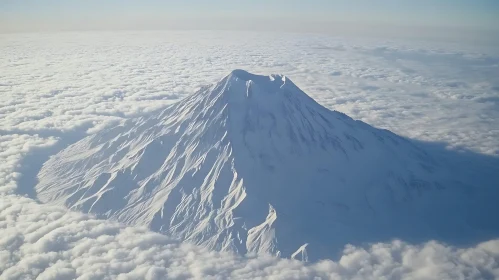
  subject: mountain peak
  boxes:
[36,71,498,261]
[222,69,297,97]
[229,69,265,81]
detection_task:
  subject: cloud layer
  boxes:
[2,194,499,280]
[0,31,498,155]
[0,31,498,279]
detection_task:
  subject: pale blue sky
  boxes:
[1,0,498,33]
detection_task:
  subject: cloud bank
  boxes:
[1,31,498,155]
[2,195,499,280]
[0,31,498,279]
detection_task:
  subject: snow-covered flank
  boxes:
[36,70,499,260]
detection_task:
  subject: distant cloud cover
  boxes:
[1,31,498,279]
[1,31,497,155]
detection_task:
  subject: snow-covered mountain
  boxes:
[36,70,499,261]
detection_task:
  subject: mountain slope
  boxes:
[36,70,499,260]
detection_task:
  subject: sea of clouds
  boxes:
[1,31,498,279]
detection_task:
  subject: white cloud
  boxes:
[1,195,499,280]
[0,31,498,279]
[0,31,497,155]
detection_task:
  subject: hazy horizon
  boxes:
[2,0,499,43]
